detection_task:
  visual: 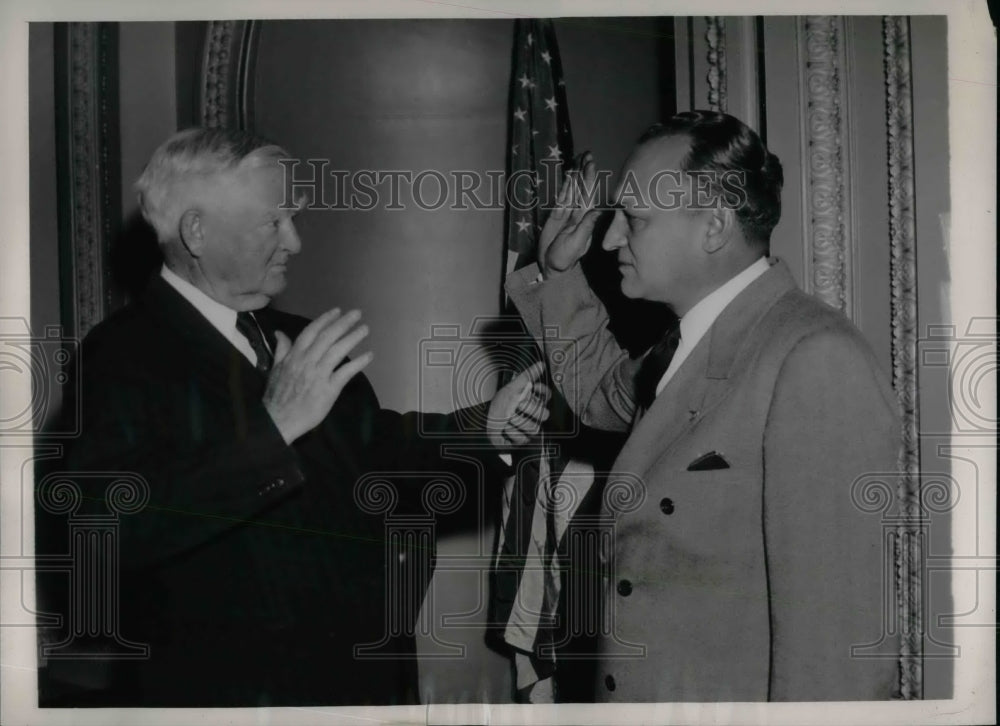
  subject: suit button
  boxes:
[275,478,284,487]
[617,579,632,597]
[605,674,616,691]
[659,497,675,515]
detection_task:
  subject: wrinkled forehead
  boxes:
[613,134,692,208]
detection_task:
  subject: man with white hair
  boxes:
[43,127,548,706]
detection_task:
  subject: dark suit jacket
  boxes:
[37,274,495,707]
[507,259,902,702]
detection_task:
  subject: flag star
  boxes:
[514,107,526,121]
[527,33,534,46]
[531,129,540,136]
[557,78,566,86]
[541,50,552,64]
[544,96,558,111]
[547,144,562,160]
[518,73,532,89]
[511,143,518,156]
[516,218,532,233]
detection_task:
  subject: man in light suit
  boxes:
[37,127,548,706]
[506,111,901,701]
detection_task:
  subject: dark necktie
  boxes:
[236,311,273,374]
[634,322,681,411]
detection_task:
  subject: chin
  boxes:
[262,275,288,297]
[619,278,642,299]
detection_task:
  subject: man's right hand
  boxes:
[263,308,373,444]
[538,151,601,279]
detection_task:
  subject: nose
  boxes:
[602,210,627,251]
[282,218,303,255]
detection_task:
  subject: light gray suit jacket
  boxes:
[507,258,901,702]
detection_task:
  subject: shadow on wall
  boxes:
[111,210,163,304]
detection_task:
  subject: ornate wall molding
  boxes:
[200,20,260,130]
[705,17,727,112]
[54,22,122,339]
[883,14,922,700]
[800,16,853,317]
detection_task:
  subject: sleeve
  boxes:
[505,263,639,432]
[318,367,507,514]
[762,330,902,700]
[61,354,305,573]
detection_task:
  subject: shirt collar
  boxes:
[160,264,238,333]
[678,256,771,345]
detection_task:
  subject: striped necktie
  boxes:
[235,311,273,374]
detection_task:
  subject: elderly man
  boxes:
[41,127,547,707]
[507,111,901,701]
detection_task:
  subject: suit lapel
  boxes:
[141,275,266,397]
[616,259,798,476]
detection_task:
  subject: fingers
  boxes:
[292,307,342,353]
[549,174,572,223]
[303,309,364,368]
[577,208,601,234]
[511,399,550,428]
[503,402,551,444]
[580,151,597,198]
[517,383,551,421]
[551,208,598,267]
[329,350,374,390]
[272,330,292,365]
[317,321,370,376]
[513,360,546,387]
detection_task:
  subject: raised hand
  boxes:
[263,308,373,443]
[487,360,551,448]
[538,151,601,279]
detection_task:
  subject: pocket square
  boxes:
[686,451,730,471]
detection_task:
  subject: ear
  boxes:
[178,208,206,257]
[701,207,735,254]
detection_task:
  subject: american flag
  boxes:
[491,18,596,703]
[504,19,573,273]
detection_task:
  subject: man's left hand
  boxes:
[487,361,551,448]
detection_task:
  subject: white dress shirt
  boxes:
[160,265,260,366]
[654,256,771,398]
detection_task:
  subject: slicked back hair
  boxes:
[638,111,783,248]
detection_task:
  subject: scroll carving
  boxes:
[803,16,850,315]
[55,22,122,338]
[705,17,727,112]
[200,20,260,130]
[883,14,922,701]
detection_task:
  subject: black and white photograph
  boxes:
[0,1,994,724]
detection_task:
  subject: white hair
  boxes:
[135,127,287,243]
